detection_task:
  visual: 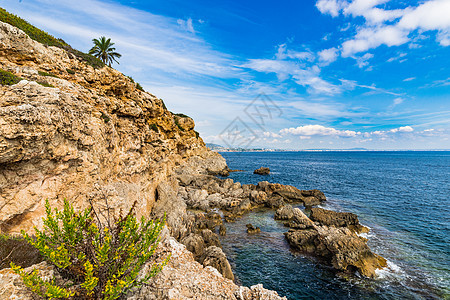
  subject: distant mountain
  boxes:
[205,143,226,150]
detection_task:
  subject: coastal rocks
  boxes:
[274,205,294,220]
[287,208,315,229]
[128,237,286,300]
[255,181,326,207]
[283,209,386,277]
[254,167,270,175]
[310,207,369,233]
[199,246,234,281]
[246,224,261,234]
[0,20,212,235]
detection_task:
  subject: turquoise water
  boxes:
[218,151,450,300]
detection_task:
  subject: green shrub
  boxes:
[0,68,22,85]
[101,112,110,123]
[0,8,104,68]
[149,123,159,132]
[12,199,169,300]
[136,82,144,92]
[38,70,58,78]
[174,113,190,118]
[66,68,76,75]
[37,81,55,88]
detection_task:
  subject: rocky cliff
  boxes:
[0,20,226,234]
[0,19,288,299]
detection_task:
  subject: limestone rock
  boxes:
[128,238,286,300]
[310,207,368,233]
[199,246,234,281]
[274,205,294,220]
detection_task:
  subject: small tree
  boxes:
[89,37,121,67]
[12,199,169,299]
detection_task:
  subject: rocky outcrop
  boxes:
[0,20,216,235]
[127,237,286,299]
[309,207,369,233]
[283,209,386,277]
[274,205,294,220]
[199,246,234,281]
[254,167,270,175]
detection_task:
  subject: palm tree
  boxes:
[89,36,122,67]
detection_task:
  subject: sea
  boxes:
[217,151,449,300]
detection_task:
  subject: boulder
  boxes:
[287,208,315,229]
[283,212,386,278]
[274,205,294,220]
[199,246,234,281]
[249,190,268,205]
[246,224,261,234]
[253,167,270,175]
[180,233,206,260]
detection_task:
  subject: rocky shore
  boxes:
[0,18,386,299]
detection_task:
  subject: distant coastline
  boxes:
[205,143,450,152]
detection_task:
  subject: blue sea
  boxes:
[218,151,450,300]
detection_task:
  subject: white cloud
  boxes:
[392,97,404,107]
[316,0,344,17]
[390,126,414,133]
[403,77,416,82]
[318,47,338,64]
[280,124,360,137]
[317,0,450,57]
[355,53,374,68]
[341,25,409,57]
[177,18,195,33]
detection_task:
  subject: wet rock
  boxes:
[219,224,227,236]
[199,246,234,281]
[254,167,270,175]
[246,224,261,234]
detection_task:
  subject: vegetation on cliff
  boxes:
[89,36,122,67]
[0,68,21,85]
[12,200,169,299]
[0,7,104,68]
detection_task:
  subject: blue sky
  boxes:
[3,0,450,149]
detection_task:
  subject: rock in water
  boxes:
[283,209,386,277]
[254,167,270,175]
[310,207,369,233]
[246,223,261,234]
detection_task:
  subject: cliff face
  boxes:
[0,20,225,234]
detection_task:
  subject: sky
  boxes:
[2,0,450,149]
